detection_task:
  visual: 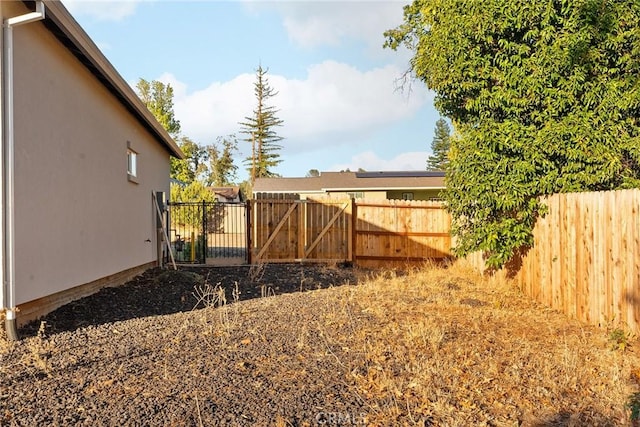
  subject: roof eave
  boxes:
[35,0,185,159]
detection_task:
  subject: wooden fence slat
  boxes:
[255,187,640,334]
[598,191,607,326]
[253,198,451,267]
[613,190,625,326]
[607,191,617,326]
[304,202,349,258]
[255,189,640,330]
[489,189,640,333]
[633,192,640,330]
[562,194,578,319]
[255,202,298,260]
[297,200,306,259]
[348,199,354,262]
[578,194,588,324]
[551,194,562,312]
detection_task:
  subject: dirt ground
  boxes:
[1,262,639,426]
[2,264,366,426]
[18,263,359,336]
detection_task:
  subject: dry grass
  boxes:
[3,262,640,425]
[1,317,55,380]
[315,260,640,426]
[0,312,11,373]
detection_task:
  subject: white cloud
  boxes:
[157,61,431,152]
[157,72,255,145]
[61,0,142,21]
[275,61,430,150]
[246,1,408,50]
[330,150,428,172]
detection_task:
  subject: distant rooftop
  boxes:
[355,171,445,178]
[253,171,445,193]
[208,186,241,200]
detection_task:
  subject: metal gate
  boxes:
[167,201,248,265]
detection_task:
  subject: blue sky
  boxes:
[62,0,441,181]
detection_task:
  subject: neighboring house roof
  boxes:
[33,0,184,159]
[253,171,446,194]
[209,186,242,201]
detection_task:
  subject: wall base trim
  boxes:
[16,261,157,327]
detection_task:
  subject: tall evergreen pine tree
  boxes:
[426,118,451,171]
[239,66,284,183]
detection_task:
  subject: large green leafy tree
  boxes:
[427,118,451,171]
[171,137,209,184]
[136,78,192,186]
[206,135,239,187]
[386,0,640,268]
[136,79,181,137]
[137,78,238,188]
[170,181,215,204]
[169,181,216,234]
[240,65,284,183]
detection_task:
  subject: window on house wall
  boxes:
[346,192,364,199]
[402,192,414,200]
[127,141,138,183]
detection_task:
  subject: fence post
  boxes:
[351,198,357,265]
[298,200,305,260]
[165,208,170,265]
[246,200,252,265]
[189,231,194,262]
[201,200,207,264]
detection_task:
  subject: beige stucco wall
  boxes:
[6,3,171,305]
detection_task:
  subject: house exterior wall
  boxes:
[214,195,241,203]
[286,192,318,200]
[322,190,442,200]
[300,190,387,200]
[325,191,387,200]
[274,190,443,201]
[7,3,170,305]
[386,189,443,200]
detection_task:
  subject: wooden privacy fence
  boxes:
[354,200,452,268]
[470,189,640,333]
[250,197,452,267]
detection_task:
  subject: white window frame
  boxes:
[127,141,139,183]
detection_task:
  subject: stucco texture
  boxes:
[7,2,171,305]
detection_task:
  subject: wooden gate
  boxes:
[251,196,452,268]
[250,197,352,263]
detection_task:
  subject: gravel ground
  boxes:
[1,264,371,426]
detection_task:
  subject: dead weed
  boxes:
[325,260,640,425]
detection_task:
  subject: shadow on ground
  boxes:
[19,263,359,337]
[525,410,622,427]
